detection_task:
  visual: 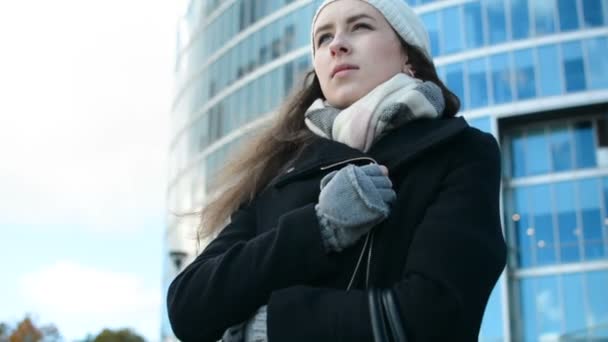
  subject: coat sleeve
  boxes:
[166,199,340,342]
[266,132,507,341]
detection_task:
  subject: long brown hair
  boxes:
[197,41,460,239]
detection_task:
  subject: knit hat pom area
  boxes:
[310,0,432,62]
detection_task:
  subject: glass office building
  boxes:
[164,0,608,340]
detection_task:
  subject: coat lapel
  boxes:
[368,116,469,171]
[272,116,469,187]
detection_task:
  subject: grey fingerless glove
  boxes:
[316,163,396,252]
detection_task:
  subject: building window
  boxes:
[464,2,484,49]
[533,0,557,35]
[573,121,597,169]
[490,53,513,104]
[284,24,295,52]
[507,119,601,179]
[562,41,586,93]
[468,58,489,108]
[585,37,608,90]
[514,270,608,340]
[537,45,562,97]
[582,0,605,27]
[421,12,440,56]
[511,0,531,39]
[442,6,463,54]
[505,116,607,270]
[484,0,507,44]
[558,0,580,31]
[514,49,536,100]
[509,177,608,268]
[445,63,465,109]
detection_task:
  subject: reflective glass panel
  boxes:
[604,178,608,233]
[531,184,557,265]
[442,6,463,54]
[536,276,562,338]
[270,68,281,109]
[562,41,586,92]
[526,128,551,175]
[573,121,597,168]
[562,273,586,334]
[513,187,533,267]
[585,37,608,90]
[558,0,580,31]
[511,0,531,39]
[244,85,253,122]
[586,270,608,327]
[583,0,605,27]
[446,63,465,108]
[250,79,259,120]
[511,131,527,178]
[519,278,538,341]
[485,0,507,43]
[282,13,296,53]
[534,0,557,35]
[537,45,562,97]
[464,2,484,48]
[261,73,272,114]
[421,12,440,56]
[490,53,512,104]
[468,58,489,108]
[514,49,536,100]
[549,124,573,172]
[579,178,605,260]
[554,181,580,263]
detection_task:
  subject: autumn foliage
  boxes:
[0,316,145,342]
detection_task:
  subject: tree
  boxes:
[91,328,145,342]
[0,322,10,342]
[9,317,42,342]
[0,316,61,342]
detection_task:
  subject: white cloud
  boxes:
[20,261,161,341]
[0,0,175,233]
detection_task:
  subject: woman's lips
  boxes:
[333,68,358,78]
[331,64,359,78]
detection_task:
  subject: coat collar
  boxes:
[368,116,469,170]
[272,116,469,187]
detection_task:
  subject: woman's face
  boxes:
[312,0,408,109]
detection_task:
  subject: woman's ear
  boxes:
[403,63,415,77]
[401,49,415,77]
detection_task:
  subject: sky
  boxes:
[0,0,180,340]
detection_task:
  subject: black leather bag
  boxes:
[368,288,408,342]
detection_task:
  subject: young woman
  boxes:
[167,0,507,341]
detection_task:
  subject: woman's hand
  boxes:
[316,163,396,252]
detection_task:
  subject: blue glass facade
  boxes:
[166,0,608,340]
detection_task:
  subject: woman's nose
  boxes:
[329,35,351,56]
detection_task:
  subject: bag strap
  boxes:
[380,289,408,342]
[368,288,390,341]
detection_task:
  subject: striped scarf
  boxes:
[304,73,445,152]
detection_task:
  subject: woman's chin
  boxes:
[328,93,363,109]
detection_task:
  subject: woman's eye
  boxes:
[353,23,370,30]
[318,34,331,46]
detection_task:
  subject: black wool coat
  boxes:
[167,116,507,342]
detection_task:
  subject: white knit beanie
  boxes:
[310,0,432,61]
